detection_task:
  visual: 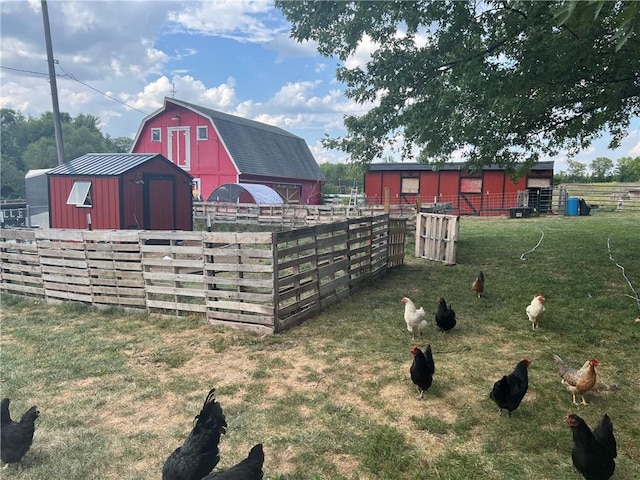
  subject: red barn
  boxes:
[364,161,554,216]
[47,153,193,230]
[131,97,325,204]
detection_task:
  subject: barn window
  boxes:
[460,178,482,193]
[401,177,419,194]
[151,128,161,142]
[197,126,208,141]
[67,180,93,207]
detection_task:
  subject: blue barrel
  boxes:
[566,197,579,216]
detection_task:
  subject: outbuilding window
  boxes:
[460,178,482,193]
[151,128,161,142]
[401,177,419,194]
[67,180,93,207]
[197,126,208,140]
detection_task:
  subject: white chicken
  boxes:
[526,294,545,330]
[402,296,428,339]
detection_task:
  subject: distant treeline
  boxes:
[1,108,133,199]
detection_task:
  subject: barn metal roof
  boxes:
[367,161,554,172]
[166,98,325,182]
[47,153,166,176]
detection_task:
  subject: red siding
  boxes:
[48,176,120,229]
[49,157,192,230]
[133,107,238,201]
[133,105,324,204]
[364,165,553,216]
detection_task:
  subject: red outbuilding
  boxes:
[364,161,554,216]
[131,97,325,204]
[47,153,193,230]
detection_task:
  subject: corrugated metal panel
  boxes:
[47,153,161,176]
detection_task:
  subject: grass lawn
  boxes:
[1,213,639,479]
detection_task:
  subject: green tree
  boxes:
[589,157,615,182]
[276,1,640,175]
[1,109,133,199]
[106,135,134,153]
[566,159,588,182]
[616,156,640,181]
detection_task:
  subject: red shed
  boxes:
[131,97,325,204]
[365,161,554,216]
[47,153,193,230]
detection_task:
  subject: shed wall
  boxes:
[364,166,553,215]
[48,176,120,229]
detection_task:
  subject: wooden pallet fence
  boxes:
[204,231,275,335]
[1,218,406,334]
[84,230,145,308]
[140,231,207,317]
[348,217,376,285]
[273,214,395,331]
[415,213,460,265]
[35,229,92,303]
[0,228,43,297]
[194,201,418,229]
[388,218,407,267]
[274,226,323,331]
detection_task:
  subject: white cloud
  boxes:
[167,0,283,43]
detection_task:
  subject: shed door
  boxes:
[167,126,191,170]
[144,176,175,230]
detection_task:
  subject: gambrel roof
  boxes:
[134,98,324,182]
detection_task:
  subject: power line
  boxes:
[0,64,150,116]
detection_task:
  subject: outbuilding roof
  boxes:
[367,161,554,172]
[47,153,164,176]
[137,98,325,182]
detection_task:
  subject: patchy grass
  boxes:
[1,213,639,479]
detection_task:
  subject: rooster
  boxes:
[401,297,428,339]
[202,443,264,479]
[435,297,456,331]
[526,295,545,330]
[472,271,484,298]
[163,389,228,480]
[489,358,530,417]
[409,344,435,399]
[566,413,616,480]
[1,398,39,469]
[554,355,599,405]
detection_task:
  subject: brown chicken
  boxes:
[472,271,484,298]
[554,355,599,405]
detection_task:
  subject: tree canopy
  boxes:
[1,109,132,198]
[276,1,640,175]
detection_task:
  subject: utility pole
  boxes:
[41,0,65,165]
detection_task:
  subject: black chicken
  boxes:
[410,344,435,399]
[566,413,616,480]
[489,358,530,417]
[162,389,228,480]
[202,443,264,480]
[435,297,456,331]
[0,397,39,468]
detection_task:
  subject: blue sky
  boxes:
[1,0,638,172]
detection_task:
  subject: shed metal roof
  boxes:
[47,153,168,176]
[167,98,325,182]
[367,161,554,172]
